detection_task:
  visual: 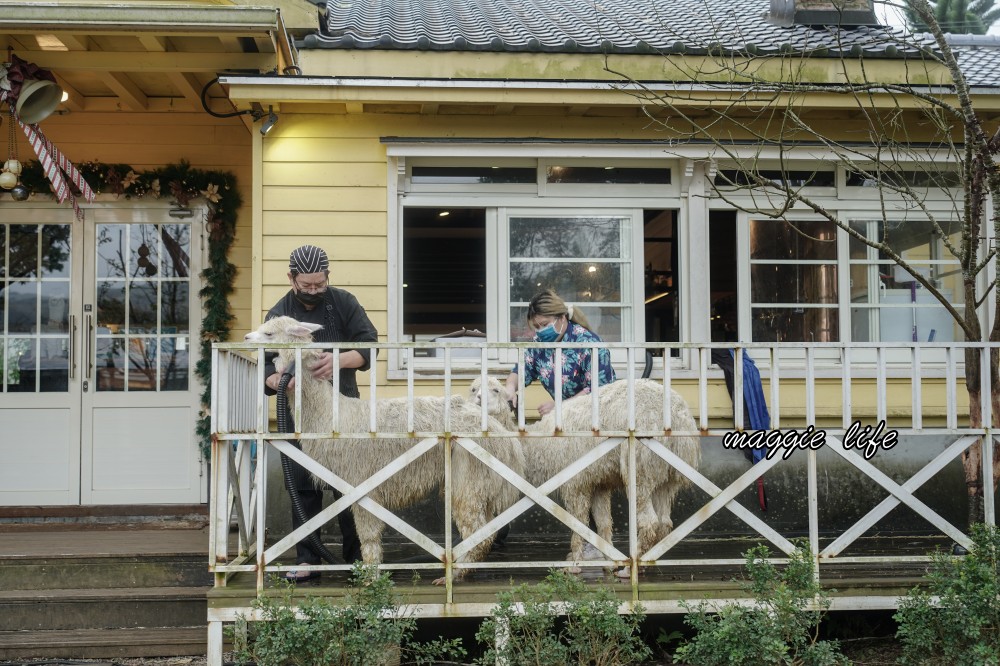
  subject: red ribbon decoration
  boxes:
[5,54,58,100]
[1,65,95,220]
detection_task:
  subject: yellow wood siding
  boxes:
[20,110,254,335]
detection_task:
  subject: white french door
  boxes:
[0,203,205,505]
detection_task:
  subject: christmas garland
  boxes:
[18,159,240,459]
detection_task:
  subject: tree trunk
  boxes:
[964,379,1000,527]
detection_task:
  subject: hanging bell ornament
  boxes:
[0,170,17,190]
[10,183,29,201]
[3,159,22,176]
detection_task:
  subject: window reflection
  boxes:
[510,217,621,258]
[1,224,72,394]
[849,219,963,342]
[94,222,191,391]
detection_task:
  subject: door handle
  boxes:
[68,315,77,380]
[84,314,93,381]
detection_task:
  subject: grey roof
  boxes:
[947,36,1000,86]
[298,0,1000,87]
[303,0,927,56]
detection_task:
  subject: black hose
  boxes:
[276,362,341,564]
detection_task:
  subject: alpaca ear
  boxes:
[287,322,324,338]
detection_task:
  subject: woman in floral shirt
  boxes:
[505,289,616,416]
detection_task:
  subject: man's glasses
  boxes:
[293,278,328,294]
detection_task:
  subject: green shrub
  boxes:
[476,569,651,666]
[672,543,847,666]
[230,564,465,666]
[894,523,1000,666]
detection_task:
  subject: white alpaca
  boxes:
[245,317,525,583]
[470,375,700,565]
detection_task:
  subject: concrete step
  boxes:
[0,504,209,529]
[0,516,215,658]
[0,586,209,632]
[0,553,211,591]
[0,626,210,659]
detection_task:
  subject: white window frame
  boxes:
[387,154,680,379]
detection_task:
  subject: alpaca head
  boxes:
[245,316,323,345]
[468,376,511,416]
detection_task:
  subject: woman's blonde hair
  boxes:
[526,289,592,331]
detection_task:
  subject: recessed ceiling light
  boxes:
[439,211,450,217]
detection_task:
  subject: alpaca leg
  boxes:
[591,488,613,546]
[653,482,679,543]
[432,500,491,586]
[564,491,593,562]
[351,508,385,565]
[616,485,658,580]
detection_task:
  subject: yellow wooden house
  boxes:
[1,0,995,540]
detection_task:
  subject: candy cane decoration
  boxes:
[1,89,95,220]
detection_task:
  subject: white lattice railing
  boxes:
[207,340,997,663]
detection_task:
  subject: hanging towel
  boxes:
[711,349,770,510]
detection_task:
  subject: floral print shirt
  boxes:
[515,322,616,400]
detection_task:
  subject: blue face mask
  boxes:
[534,322,560,343]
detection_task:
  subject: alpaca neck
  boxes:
[278,348,361,433]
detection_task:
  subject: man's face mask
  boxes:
[293,290,325,307]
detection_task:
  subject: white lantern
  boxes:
[0,171,18,190]
[3,160,22,176]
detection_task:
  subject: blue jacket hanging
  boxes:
[711,349,770,510]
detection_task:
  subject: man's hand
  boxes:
[307,352,335,380]
[266,372,295,392]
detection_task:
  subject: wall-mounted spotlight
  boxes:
[259,106,278,136]
[200,77,278,137]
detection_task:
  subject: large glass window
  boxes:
[402,208,486,341]
[849,219,964,342]
[508,213,631,342]
[749,218,839,343]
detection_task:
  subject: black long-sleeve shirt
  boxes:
[262,286,378,399]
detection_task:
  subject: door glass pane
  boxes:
[97,225,129,278]
[129,280,158,332]
[160,336,189,390]
[162,283,189,332]
[97,281,126,330]
[131,225,159,278]
[38,338,69,392]
[161,224,191,278]
[95,222,191,392]
[1,224,72,394]
[6,338,35,392]
[7,282,37,333]
[96,337,126,392]
[41,282,69,333]
[40,225,72,278]
[8,225,38,278]
[127,337,156,391]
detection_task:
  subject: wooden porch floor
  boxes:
[207,533,952,615]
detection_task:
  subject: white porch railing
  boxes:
[207,340,997,663]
